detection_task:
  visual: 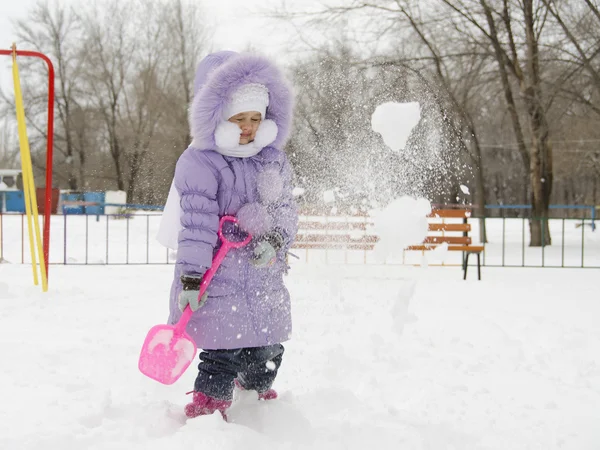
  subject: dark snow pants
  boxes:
[193,344,284,401]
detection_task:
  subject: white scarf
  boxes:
[212,139,264,158]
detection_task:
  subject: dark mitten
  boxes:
[178,273,209,312]
[251,230,284,268]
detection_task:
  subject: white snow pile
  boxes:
[371,196,431,261]
[1,262,600,449]
[371,101,421,151]
[292,187,306,197]
[422,241,449,267]
[322,189,335,204]
[390,278,417,336]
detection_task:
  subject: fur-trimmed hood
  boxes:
[189,52,294,151]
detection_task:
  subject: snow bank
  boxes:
[1,265,599,449]
[371,196,431,261]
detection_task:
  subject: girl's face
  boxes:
[228,111,262,144]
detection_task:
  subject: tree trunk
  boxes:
[62,113,79,191]
[126,150,141,204]
[111,135,125,192]
[78,134,86,190]
[66,161,78,190]
[527,110,552,246]
[524,0,552,246]
[469,133,487,242]
[398,7,488,242]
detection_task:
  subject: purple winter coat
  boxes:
[167,52,298,350]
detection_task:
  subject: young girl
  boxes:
[163,51,297,419]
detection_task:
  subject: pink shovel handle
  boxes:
[175,216,251,334]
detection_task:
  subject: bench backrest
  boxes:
[423,209,472,246]
[293,208,476,250]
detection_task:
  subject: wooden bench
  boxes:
[407,209,484,280]
[293,209,484,280]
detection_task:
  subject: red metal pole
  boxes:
[0,49,54,277]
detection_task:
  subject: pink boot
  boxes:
[184,391,232,419]
[234,379,278,400]
[258,388,278,400]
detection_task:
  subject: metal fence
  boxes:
[0,209,598,268]
[476,216,598,268]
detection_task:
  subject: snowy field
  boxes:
[0,262,599,449]
[0,213,598,267]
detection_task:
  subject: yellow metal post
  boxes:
[12,45,48,292]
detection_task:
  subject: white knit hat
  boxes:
[223,83,269,120]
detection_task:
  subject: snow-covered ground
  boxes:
[1,263,598,449]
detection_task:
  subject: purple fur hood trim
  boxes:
[192,51,237,97]
[190,53,294,150]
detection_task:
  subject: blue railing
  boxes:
[102,203,165,211]
[61,202,165,215]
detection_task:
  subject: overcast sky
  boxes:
[0,0,289,51]
[0,0,304,91]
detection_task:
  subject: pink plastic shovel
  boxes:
[139,216,252,384]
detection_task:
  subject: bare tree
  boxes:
[0,117,19,168]
[401,0,555,245]
[273,1,489,238]
[118,0,170,203]
[163,0,209,149]
[375,2,491,240]
[541,0,600,118]
[126,0,210,204]
[287,38,469,215]
[77,0,210,203]
[275,0,600,245]
[144,0,211,204]
[79,0,136,193]
[10,0,596,220]
[11,0,89,190]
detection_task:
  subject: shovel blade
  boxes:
[138,324,197,385]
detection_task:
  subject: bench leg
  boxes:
[463,253,470,280]
[477,253,481,280]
